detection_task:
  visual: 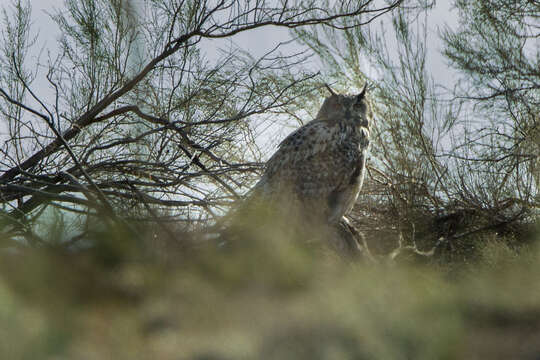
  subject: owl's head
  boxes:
[316,84,372,128]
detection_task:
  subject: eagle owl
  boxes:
[253,84,372,225]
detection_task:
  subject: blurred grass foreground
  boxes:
[0,220,540,360]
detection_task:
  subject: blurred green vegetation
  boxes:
[0,222,539,360]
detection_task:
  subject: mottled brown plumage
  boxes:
[253,84,373,224]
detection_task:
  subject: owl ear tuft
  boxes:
[324,83,337,96]
[356,83,368,102]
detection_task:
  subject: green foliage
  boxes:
[292,0,538,257]
[441,0,539,212]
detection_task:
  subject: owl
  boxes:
[252,83,373,225]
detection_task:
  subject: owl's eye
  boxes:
[354,101,364,109]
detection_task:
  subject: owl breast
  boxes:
[325,125,369,223]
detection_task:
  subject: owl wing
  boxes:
[263,120,334,182]
[255,120,368,219]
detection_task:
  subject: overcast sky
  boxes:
[0,0,460,158]
[0,0,461,160]
[11,0,460,91]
